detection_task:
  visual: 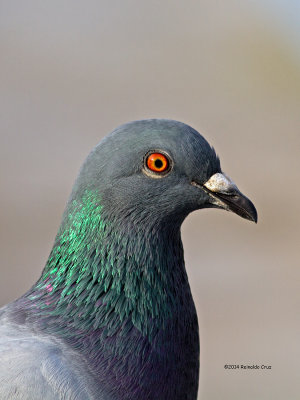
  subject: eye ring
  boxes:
[143,150,173,177]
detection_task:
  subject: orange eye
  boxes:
[146,152,170,173]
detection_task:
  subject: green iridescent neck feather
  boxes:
[30,190,189,338]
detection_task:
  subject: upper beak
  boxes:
[199,172,257,223]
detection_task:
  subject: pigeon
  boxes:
[0,119,257,400]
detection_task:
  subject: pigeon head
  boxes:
[5,119,256,400]
[70,119,257,227]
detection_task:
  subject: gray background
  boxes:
[0,1,299,399]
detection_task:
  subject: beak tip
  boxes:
[235,195,257,224]
[251,212,258,224]
[248,200,258,224]
[253,213,258,224]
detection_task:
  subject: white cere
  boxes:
[203,173,237,194]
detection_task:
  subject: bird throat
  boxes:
[28,190,189,341]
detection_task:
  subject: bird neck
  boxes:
[28,189,190,339]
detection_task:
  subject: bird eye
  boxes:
[144,151,172,176]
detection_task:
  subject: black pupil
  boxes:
[154,159,164,169]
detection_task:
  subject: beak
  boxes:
[197,172,257,223]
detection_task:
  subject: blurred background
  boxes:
[0,1,299,399]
